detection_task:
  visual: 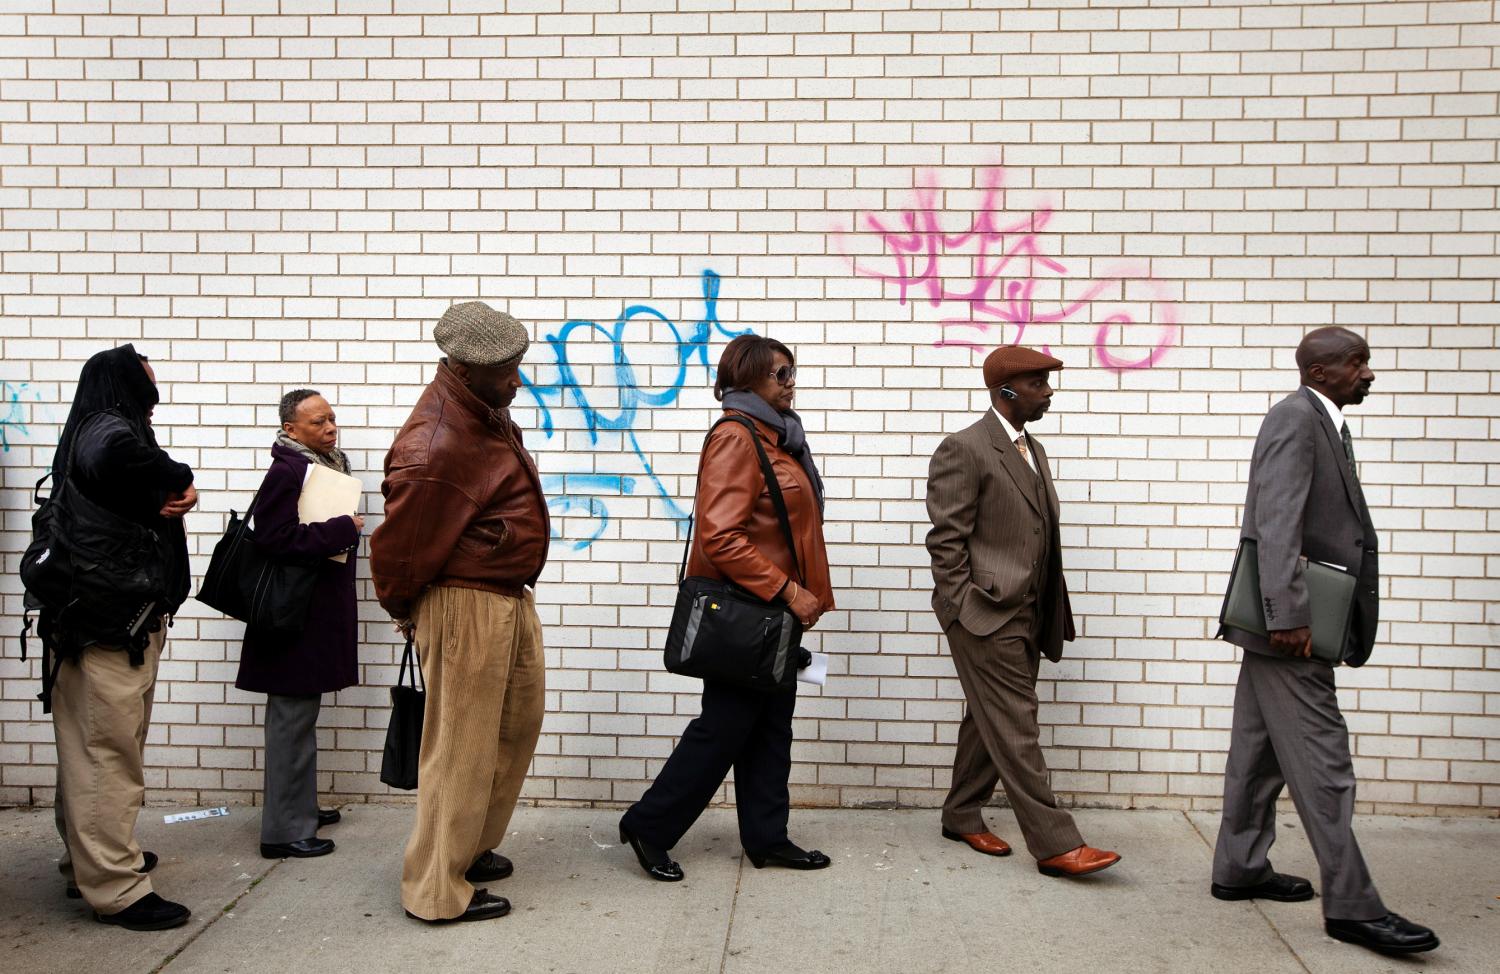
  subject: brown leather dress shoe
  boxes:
[1036,845,1121,877]
[941,827,1012,857]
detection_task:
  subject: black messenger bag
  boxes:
[663,416,809,692]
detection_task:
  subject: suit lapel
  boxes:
[982,409,1043,517]
[1300,387,1366,516]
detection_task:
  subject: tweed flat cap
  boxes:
[982,345,1064,389]
[434,301,529,367]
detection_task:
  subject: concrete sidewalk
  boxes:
[1,804,1493,974]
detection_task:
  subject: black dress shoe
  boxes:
[1211,872,1314,903]
[745,842,832,870]
[465,850,514,882]
[68,850,159,899]
[317,808,341,827]
[1325,913,1439,955]
[619,820,684,882]
[260,837,336,859]
[96,892,191,931]
[405,889,510,924]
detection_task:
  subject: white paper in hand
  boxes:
[298,464,363,563]
[796,651,828,686]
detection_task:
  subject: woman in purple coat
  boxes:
[236,389,364,860]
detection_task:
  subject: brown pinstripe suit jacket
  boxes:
[925,409,1076,661]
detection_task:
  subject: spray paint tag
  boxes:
[163,807,229,824]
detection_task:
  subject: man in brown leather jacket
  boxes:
[370,301,549,925]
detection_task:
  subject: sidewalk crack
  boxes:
[150,860,283,974]
[717,852,747,974]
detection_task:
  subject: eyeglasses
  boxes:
[769,365,797,385]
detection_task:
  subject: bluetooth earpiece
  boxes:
[999,385,1018,400]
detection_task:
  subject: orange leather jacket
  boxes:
[687,410,834,614]
[370,362,550,620]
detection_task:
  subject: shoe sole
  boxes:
[1038,855,1121,878]
[405,903,511,924]
[1211,884,1315,903]
[260,844,336,860]
[941,828,1012,857]
[95,911,190,931]
[1325,928,1439,955]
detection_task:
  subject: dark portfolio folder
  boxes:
[1219,538,1357,666]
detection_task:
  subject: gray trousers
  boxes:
[261,693,322,845]
[1213,651,1385,920]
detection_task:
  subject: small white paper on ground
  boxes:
[797,651,828,686]
[164,807,230,824]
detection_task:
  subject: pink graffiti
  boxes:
[837,165,1178,371]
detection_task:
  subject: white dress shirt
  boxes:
[1306,386,1345,432]
[991,406,1039,477]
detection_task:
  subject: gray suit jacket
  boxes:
[1224,387,1379,667]
[925,410,1076,661]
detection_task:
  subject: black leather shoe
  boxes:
[260,837,335,859]
[68,850,158,899]
[465,850,514,883]
[317,808,341,827]
[1325,913,1439,955]
[1211,872,1314,903]
[619,820,684,882]
[96,892,191,931]
[745,842,832,870]
[405,889,510,924]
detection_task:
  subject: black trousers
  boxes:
[623,680,797,853]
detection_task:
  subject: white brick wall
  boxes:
[1,1,1497,816]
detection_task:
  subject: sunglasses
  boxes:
[768,365,797,385]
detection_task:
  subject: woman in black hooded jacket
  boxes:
[45,344,198,932]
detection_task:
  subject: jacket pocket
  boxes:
[456,515,512,556]
[971,570,994,591]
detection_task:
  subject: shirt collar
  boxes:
[990,405,1027,443]
[1305,386,1345,431]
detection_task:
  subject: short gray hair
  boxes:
[279,388,322,425]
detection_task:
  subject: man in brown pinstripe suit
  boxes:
[925,345,1121,878]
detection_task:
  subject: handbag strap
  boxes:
[678,415,804,589]
[396,634,424,692]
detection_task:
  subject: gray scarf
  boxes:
[720,389,825,513]
[275,430,351,475]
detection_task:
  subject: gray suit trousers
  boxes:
[941,604,1084,861]
[261,693,322,844]
[1213,652,1385,920]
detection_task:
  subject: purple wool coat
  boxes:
[234,442,361,697]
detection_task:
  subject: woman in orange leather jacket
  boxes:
[619,334,836,881]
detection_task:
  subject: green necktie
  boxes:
[1340,422,1359,483]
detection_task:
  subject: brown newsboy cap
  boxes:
[982,345,1064,389]
[434,301,530,367]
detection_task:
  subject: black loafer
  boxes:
[68,850,158,899]
[317,808,341,828]
[96,892,191,931]
[260,837,335,859]
[619,820,684,882]
[405,889,510,924]
[745,842,832,870]
[465,850,513,883]
[1325,913,1439,955]
[1211,872,1314,903]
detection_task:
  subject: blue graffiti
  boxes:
[1,381,43,452]
[521,270,752,550]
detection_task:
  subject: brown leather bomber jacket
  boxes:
[370,361,550,621]
[687,410,834,614]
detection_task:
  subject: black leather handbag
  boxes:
[380,635,425,790]
[195,493,319,637]
[663,416,809,692]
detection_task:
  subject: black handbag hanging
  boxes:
[195,491,319,637]
[380,634,425,790]
[663,416,809,691]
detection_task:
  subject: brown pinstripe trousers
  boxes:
[400,585,545,920]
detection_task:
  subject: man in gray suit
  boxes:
[925,346,1120,878]
[1213,327,1438,956]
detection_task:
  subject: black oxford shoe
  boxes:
[465,850,514,882]
[1325,913,1439,955]
[745,842,832,870]
[619,820,684,882]
[406,889,510,924]
[317,808,341,827]
[1211,872,1314,903]
[68,850,158,899]
[260,837,335,859]
[96,892,191,931]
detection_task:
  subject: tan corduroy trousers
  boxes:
[52,627,165,914]
[401,585,546,921]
